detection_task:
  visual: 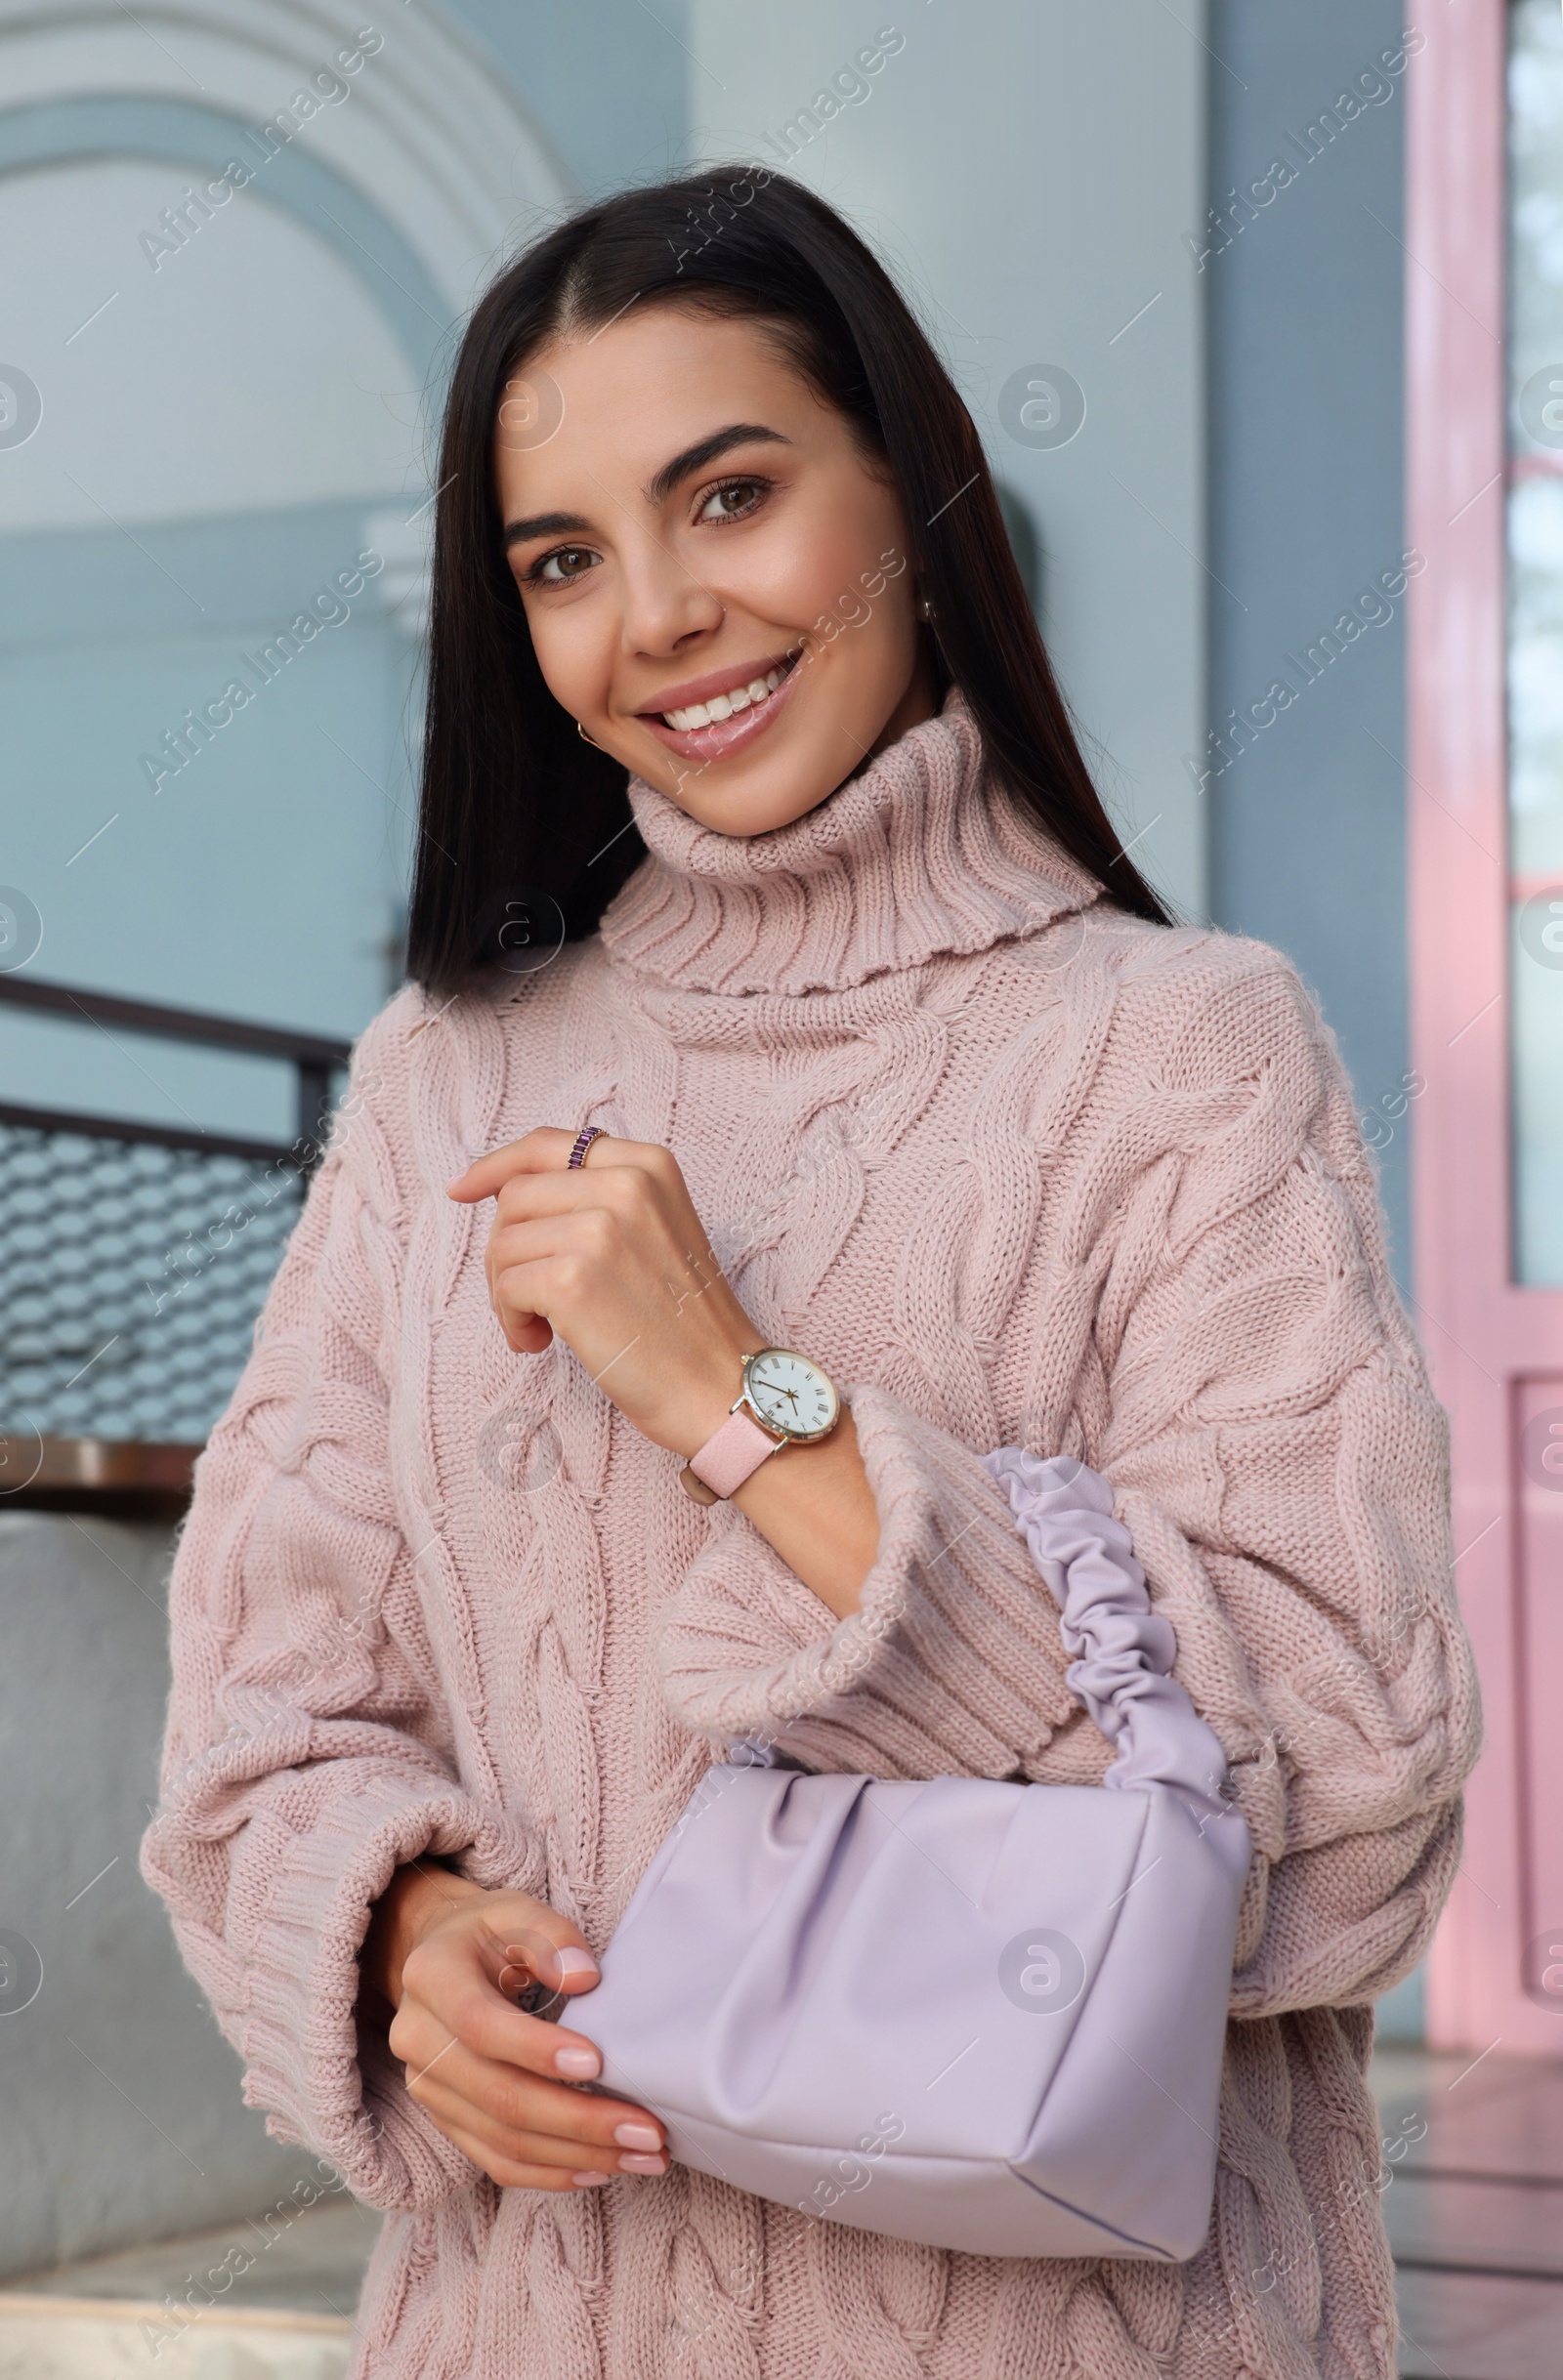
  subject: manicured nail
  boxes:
[613,2121,661,2152]
[618,2151,667,2176]
[554,2044,601,2079]
[554,1947,600,1982]
[571,2170,612,2188]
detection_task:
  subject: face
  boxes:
[493,306,935,837]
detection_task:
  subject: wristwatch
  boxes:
[680,1347,841,1506]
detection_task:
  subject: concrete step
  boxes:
[0,2295,353,2378]
[1372,2048,1563,2378]
[0,2196,380,2379]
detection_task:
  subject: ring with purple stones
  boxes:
[568,1125,607,1170]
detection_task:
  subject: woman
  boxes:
[144,171,1478,2378]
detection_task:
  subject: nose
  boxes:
[617,532,723,658]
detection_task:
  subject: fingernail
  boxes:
[613,2121,661,2151]
[554,1947,600,1982]
[572,2170,612,2188]
[554,2044,601,2079]
[618,2151,667,2176]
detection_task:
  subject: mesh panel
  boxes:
[0,1122,304,1443]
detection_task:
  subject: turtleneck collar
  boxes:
[598,691,1102,998]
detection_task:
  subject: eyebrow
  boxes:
[502,508,591,550]
[501,422,790,550]
[643,422,790,508]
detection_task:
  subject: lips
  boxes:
[634,647,806,766]
[636,647,800,721]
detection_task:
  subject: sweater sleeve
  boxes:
[140,1008,543,2211]
[658,946,1481,2018]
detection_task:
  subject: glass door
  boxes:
[1509,0,1563,1288]
[1408,0,1563,2053]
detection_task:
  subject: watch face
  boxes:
[743,1348,840,1441]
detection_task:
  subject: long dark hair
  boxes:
[407,169,1172,990]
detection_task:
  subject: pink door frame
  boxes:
[1408,0,1563,2054]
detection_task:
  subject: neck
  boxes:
[866,647,940,760]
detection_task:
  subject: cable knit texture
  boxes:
[144,695,1478,2380]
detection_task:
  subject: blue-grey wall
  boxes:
[688,0,1211,923]
[1204,2,1413,1284]
[441,0,688,194]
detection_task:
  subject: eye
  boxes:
[527,544,600,587]
[696,477,768,524]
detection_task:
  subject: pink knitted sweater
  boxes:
[144,697,1479,2380]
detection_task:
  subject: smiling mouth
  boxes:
[630,647,808,762]
[653,651,800,731]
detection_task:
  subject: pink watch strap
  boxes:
[687,1408,782,1499]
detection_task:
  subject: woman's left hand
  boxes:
[446,1129,760,1459]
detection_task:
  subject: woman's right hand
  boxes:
[363,1861,669,2192]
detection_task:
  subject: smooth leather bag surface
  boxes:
[582,1450,1250,2262]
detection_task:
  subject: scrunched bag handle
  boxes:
[982,1448,1231,1817]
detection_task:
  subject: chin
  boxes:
[664,737,857,838]
[679,781,833,838]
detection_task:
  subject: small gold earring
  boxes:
[917,591,937,622]
[577,720,606,750]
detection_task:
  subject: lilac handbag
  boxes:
[581,1451,1249,2263]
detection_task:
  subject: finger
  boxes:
[486,1213,620,1283]
[490,1256,598,1348]
[395,2022,669,2169]
[399,1954,606,2084]
[448,1130,674,1204]
[489,1261,561,1353]
[404,2027,660,2144]
[391,2015,627,2142]
[414,2071,667,2171]
[482,1915,604,2001]
[445,1128,573,1202]
[495,1311,554,1357]
[481,1223,608,1352]
[490,1165,653,1231]
[447,1127,621,1203]
[434,2112,611,2192]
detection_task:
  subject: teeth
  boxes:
[663,661,789,732]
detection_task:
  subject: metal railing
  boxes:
[0,977,352,1502]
